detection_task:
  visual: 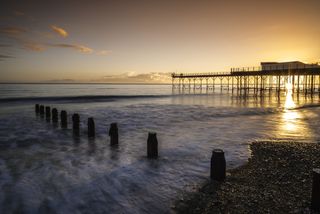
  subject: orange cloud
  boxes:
[0,27,27,35]
[50,43,93,53]
[96,50,112,56]
[24,43,46,52]
[51,25,68,38]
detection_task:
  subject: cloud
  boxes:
[101,72,172,83]
[24,43,46,52]
[0,44,12,48]
[96,50,112,56]
[51,25,68,38]
[49,43,93,53]
[13,10,25,16]
[0,27,27,35]
[0,54,14,61]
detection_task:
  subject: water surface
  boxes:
[0,84,320,213]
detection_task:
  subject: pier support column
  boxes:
[210,149,226,181]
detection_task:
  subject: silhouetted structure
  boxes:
[72,113,80,136]
[45,106,51,120]
[172,61,320,94]
[210,149,226,181]
[147,132,158,158]
[88,117,95,138]
[311,168,320,211]
[52,108,58,123]
[39,105,45,116]
[60,110,68,128]
[109,123,118,145]
[35,104,40,114]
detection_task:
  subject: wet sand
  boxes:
[174,141,320,213]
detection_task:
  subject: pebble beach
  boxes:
[174,141,320,213]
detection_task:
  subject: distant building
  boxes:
[261,61,319,71]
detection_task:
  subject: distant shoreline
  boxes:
[0,82,172,85]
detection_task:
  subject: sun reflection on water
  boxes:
[279,82,306,135]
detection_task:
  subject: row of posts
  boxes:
[35,104,158,158]
[35,104,319,210]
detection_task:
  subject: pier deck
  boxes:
[172,63,320,94]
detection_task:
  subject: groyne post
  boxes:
[88,117,95,138]
[35,104,40,114]
[109,123,119,146]
[72,113,80,136]
[210,149,226,181]
[311,168,320,211]
[147,132,158,158]
[52,108,58,123]
[60,110,68,128]
[45,106,51,120]
[39,105,45,116]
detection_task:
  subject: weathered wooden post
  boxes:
[147,132,158,158]
[45,106,51,120]
[52,108,58,123]
[60,110,67,128]
[311,168,320,211]
[35,104,40,114]
[88,117,95,138]
[72,113,80,136]
[109,123,118,145]
[210,149,226,181]
[39,105,45,116]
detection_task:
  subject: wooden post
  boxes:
[35,104,40,114]
[210,149,226,181]
[72,113,80,136]
[60,110,67,128]
[147,132,158,158]
[311,168,320,211]
[52,108,58,123]
[88,117,95,138]
[39,105,45,116]
[109,123,119,146]
[45,106,51,120]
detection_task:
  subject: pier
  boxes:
[172,61,320,94]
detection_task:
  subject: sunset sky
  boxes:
[0,0,320,83]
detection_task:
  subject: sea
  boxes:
[0,84,320,213]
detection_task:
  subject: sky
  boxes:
[0,0,320,83]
